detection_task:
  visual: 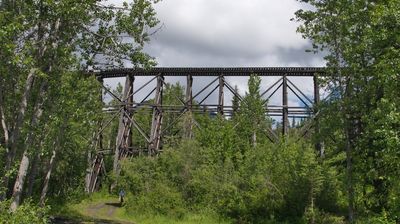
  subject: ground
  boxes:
[51,193,230,224]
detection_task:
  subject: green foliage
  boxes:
[304,208,345,224]
[117,134,340,223]
[295,0,400,221]
[0,0,160,211]
[0,200,49,224]
[113,76,348,223]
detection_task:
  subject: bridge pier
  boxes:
[185,75,193,138]
[113,74,134,174]
[218,75,224,115]
[149,75,164,155]
[282,74,289,137]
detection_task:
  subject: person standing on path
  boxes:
[119,189,125,205]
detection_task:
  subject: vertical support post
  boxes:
[186,75,193,112]
[126,75,134,151]
[149,75,164,155]
[97,76,104,151]
[218,75,224,115]
[282,74,289,136]
[86,76,105,193]
[314,74,324,157]
[185,75,193,138]
[113,74,134,174]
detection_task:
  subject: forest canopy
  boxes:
[0,0,399,223]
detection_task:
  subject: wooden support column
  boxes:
[186,75,193,112]
[96,76,104,151]
[185,75,193,138]
[314,74,324,157]
[125,75,134,150]
[113,74,134,174]
[282,74,289,136]
[86,77,105,193]
[218,75,224,115]
[149,75,164,155]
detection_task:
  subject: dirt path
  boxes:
[51,200,133,224]
[86,200,123,220]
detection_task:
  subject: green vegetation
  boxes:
[0,199,48,224]
[0,0,399,223]
[53,192,230,224]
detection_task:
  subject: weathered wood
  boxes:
[95,67,325,78]
[88,155,104,193]
[282,74,289,136]
[218,75,224,115]
[184,75,193,139]
[186,75,193,111]
[149,75,164,155]
[113,74,134,174]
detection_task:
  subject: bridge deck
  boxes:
[94,67,325,78]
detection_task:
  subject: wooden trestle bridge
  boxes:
[86,67,325,192]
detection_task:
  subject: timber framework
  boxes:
[86,67,325,192]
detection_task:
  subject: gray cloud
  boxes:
[104,0,325,122]
[143,0,324,67]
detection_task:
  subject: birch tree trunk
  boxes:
[10,15,61,209]
[1,69,35,200]
[345,77,355,223]
[252,131,257,148]
[26,152,41,198]
[10,81,47,212]
[0,78,10,200]
[39,147,56,206]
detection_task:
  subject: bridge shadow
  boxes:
[51,216,132,224]
[105,202,122,207]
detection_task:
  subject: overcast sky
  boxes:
[105,0,326,117]
[144,0,323,67]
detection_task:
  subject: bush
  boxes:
[125,182,186,219]
[304,207,345,224]
[118,152,188,219]
[0,200,49,224]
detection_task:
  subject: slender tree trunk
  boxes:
[39,148,56,206]
[344,76,355,223]
[0,77,9,147]
[26,152,41,198]
[0,90,9,200]
[252,131,257,147]
[346,126,354,222]
[10,81,47,212]
[84,148,93,193]
[85,132,96,193]
[310,185,315,224]
[1,69,35,200]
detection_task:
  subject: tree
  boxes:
[235,75,271,148]
[0,0,160,211]
[231,85,240,118]
[295,0,400,221]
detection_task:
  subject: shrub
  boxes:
[125,182,186,219]
[0,200,49,224]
